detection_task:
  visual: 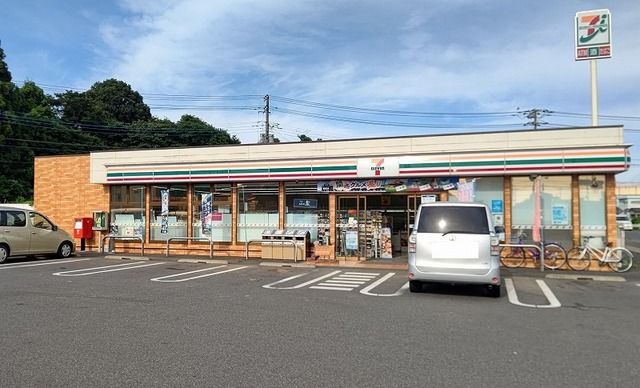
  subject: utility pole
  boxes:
[522,108,549,129]
[261,94,271,143]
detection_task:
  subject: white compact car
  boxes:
[408,202,502,297]
[0,206,75,263]
[616,214,634,231]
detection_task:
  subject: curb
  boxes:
[178,258,229,265]
[545,273,626,282]
[259,262,316,268]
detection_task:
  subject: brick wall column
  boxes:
[572,175,580,247]
[144,185,151,244]
[504,176,512,242]
[232,183,238,245]
[606,174,617,246]
[187,183,193,238]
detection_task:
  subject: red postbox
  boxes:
[73,217,94,239]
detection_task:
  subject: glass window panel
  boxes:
[237,183,279,242]
[109,185,146,238]
[192,184,232,241]
[579,175,606,248]
[285,181,329,245]
[511,176,572,247]
[150,184,188,241]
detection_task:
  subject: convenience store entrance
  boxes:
[335,193,440,260]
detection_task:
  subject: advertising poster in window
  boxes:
[552,204,569,225]
[201,193,213,234]
[160,189,169,234]
[345,230,358,250]
[380,227,392,259]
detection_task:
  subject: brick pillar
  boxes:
[571,175,580,247]
[145,185,151,244]
[605,174,617,246]
[232,183,238,245]
[504,177,512,242]
[279,181,285,229]
[187,183,193,239]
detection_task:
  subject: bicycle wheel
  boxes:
[543,243,567,270]
[500,246,525,268]
[566,247,591,271]
[607,248,633,273]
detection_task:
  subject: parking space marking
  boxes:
[505,278,561,309]
[53,261,165,276]
[309,272,380,292]
[263,270,342,290]
[359,273,409,297]
[0,258,92,270]
[150,265,249,282]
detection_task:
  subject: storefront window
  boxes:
[449,177,504,226]
[511,176,572,247]
[579,175,606,248]
[110,185,146,238]
[237,183,279,242]
[150,184,188,240]
[285,182,329,245]
[192,184,232,241]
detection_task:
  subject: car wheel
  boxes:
[486,285,501,298]
[0,244,8,264]
[409,280,422,293]
[58,242,73,258]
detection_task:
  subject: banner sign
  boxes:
[491,200,503,214]
[160,189,169,234]
[317,177,459,193]
[575,9,612,60]
[294,199,318,209]
[456,180,475,202]
[200,193,213,234]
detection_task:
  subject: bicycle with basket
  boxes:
[499,231,567,270]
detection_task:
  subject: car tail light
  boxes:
[490,236,500,256]
[408,234,416,253]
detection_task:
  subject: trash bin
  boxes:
[293,230,311,260]
[271,229,285,259]
[261,229,276,259]
[282,229,297,259]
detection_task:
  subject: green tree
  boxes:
[0,46,11,82]
[85,78,151,123]
[298,134,313,142]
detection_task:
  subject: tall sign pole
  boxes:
[575,9,612,127]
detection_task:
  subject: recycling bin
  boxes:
[261,229,276,259]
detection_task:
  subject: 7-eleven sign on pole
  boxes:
[575,9,612,60]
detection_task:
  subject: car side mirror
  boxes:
[52,225,58,231]
[494,226,504,233]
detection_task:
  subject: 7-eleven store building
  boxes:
[34,125,630,264]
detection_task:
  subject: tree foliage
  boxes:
[0,49,242,202]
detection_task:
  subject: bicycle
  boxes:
[499,232,567,270]
[566,237,634,272]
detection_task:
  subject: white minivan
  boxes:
[408,202,501,297]
[0,206,75,263]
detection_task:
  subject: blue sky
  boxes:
[2,0,639,180]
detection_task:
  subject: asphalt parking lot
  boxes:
[1,255,639,387]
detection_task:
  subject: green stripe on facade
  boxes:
[191,169,229,175]
[269,167,312,173]
[312,165,357,171]
[564,156,626,164]
[154,170,190,176]
[399,162,449,168]
[228,168,269,174]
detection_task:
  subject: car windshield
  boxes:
[417,206,489,234]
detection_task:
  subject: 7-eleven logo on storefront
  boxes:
[371,158,385,175]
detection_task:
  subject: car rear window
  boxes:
[0,210,27,227]
[616,215,629,221]
[417,206,489,234]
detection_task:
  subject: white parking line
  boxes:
[0,258,92,270]
[263,270,342,290]
[53,261,165,276]
[505,278,561,308]
[359,273,409,297]
[150,265,248,282]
